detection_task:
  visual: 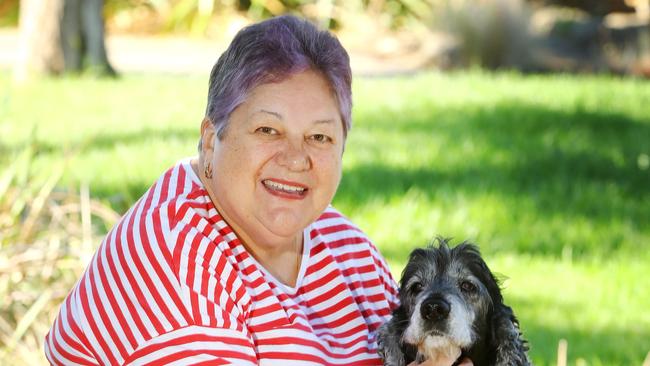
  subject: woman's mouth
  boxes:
[262,179,308,199]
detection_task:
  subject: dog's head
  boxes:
[395,238,530,365]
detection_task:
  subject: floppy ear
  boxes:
[489,304,531,366]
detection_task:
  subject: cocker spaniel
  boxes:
[378,238,531,366]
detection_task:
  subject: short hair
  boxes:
[203,15,352,143]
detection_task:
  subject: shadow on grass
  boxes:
[343,100,649,197]
[336,101,649,257]
[12,98,646,258]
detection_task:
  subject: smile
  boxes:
[262,179,308,198]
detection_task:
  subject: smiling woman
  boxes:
[197,70,345,287]
[43,15,403,366]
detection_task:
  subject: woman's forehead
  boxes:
[238,73,341,120]
[247,70,336,99]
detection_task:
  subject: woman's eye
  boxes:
[310,134,332,143]
[256,126,277,135]
[460,281,477,294]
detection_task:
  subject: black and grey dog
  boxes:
[378,239,530,366]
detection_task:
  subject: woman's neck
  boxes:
[247,235,304,287]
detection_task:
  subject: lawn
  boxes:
[1,70,649,365]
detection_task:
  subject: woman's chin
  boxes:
[266,222,306,240]
[260,214,310,241]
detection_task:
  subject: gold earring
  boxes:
[204,162,213,179]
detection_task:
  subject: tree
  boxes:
[61,0,115,76]
[14,0,64,81]
[13,0,115,82]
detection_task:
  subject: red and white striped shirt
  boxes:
[45,158,399,365]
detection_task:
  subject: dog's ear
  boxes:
[489,304,531,366]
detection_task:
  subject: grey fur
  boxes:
[378,238,531,366]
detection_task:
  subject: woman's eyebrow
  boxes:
[256,109,283,119]
[256,110,336,125]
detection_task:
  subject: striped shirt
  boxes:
[45,158,399,365]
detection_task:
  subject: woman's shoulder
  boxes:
[311,206,367,238]
[310,206,385,256]
[163,157,205,199]
[309,206,399,303]
[144,157,211,220]
[100,157,217,275]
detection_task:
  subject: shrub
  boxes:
[430,0,535,69]
[0,148,119,365]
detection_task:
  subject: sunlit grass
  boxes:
[1,70,649,365]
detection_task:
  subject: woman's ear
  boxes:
[489,304,531,365]
[200,118,216,155]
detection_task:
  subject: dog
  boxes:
[377,238,530,366]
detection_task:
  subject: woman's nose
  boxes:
[277,142,311,171]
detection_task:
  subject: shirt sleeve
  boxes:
[123,325,257,366]
[44,293,100,365]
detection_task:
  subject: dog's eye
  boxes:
[460,280,477,294]
[410,282,423,294]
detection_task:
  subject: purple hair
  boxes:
[204,15,352,142]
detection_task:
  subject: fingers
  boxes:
[406,356,473,366]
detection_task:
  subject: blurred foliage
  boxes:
[0,0,528,36]
[532,0,636,16]
[429,0,534,70]
[4,0,648,74]
[100,0,428,34]
[0,0,639,31]
[0,0,19,27]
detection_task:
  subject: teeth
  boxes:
[263,180,306,193]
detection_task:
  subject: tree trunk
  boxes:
[61,0,116,75]
[633,0,650,76]
[13,0,115,82]
[634,0,650,53]
[14,0,64,82]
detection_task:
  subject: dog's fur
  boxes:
[377,238,530,366]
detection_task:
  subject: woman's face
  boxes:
[200,70,345,249]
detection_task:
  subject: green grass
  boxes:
[2,70,649,365]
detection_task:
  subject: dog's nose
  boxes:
[421,297,451,321]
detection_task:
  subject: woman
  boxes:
[45,15,469,366]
